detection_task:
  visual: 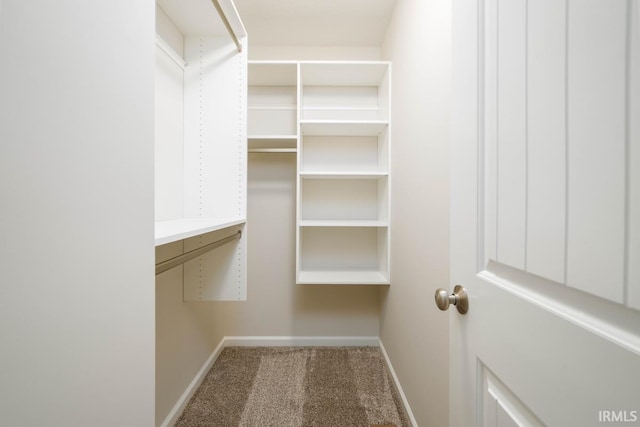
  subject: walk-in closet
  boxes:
[8,0,636,425]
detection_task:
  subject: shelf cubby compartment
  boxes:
[248,136,297,153]
[300,125,388,173]
[298,226,389,285]
[300,177,389,222]
[300,62,390,121]
[248,62,298,137]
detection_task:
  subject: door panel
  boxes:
[525,0,566,284]
[566,0,627,302]
[481,363,544,427]
[483,0,636,307]
[496,0,527,271]
[452,0,640,425]
[469,268,640,426]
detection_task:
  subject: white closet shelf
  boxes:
[248,135,297,140]
[248,61,298,86]
[248,135,297,152]
[298,270,389,285]
[300,61,390,86]
[302,106,379,111]
[299,220,388,227]
[155,218,245,246]
[248,105,297,110]
[300,172,387,179]
[249,148,297,153]
[300,120,388,136]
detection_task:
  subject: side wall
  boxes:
[155,46,382,425]
[380,0,452,425]
[0,1,155,425]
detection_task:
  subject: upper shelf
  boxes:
[300,120,388,136]
[300,61,390,86]
[248,62,298,86]
[300,172,388,179]
[157,0,246,38]
[155,218,245,246]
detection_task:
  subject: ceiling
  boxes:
[232,0,398,46]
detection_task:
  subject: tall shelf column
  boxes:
[297,61,391,285]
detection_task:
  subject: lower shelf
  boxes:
[297,270,389,285]
[298,226,389,285]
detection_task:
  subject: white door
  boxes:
[450,1,640,426]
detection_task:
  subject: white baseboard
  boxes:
[379,339,418,427]
[224,335,380,347]
[159,338,226,427]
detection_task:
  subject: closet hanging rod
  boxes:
[155,35,186,69]
[155,230,241,275]
[211,0,243,53]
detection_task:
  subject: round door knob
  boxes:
[434,285,468,314]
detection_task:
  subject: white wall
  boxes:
[0,1,155,426]
[218,152,381,338]
[156,255,218,425]
[380,0,451,425]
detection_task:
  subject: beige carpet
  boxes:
[175,347,408,427]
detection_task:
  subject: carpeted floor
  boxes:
[175,347,408,427]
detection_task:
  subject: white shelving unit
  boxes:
[247,60,391,285]
[155,0,248,300]
[297,61,391,285]
[248,61,299,153]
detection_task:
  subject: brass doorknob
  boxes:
[434,285,468,314]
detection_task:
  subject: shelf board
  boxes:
[300,120,388,136]
[248,105,297,111]
[300,61,390,86]
[248,61,298,86]
[297,270,389,285]
[299,220,388,227]
[302,106,379,111]
[300,171,388,179]
[155,218,245,246]
[249,148,296,153]
[248,135,297,140]
[248,134,297,153]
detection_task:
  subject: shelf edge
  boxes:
[155,218,246,246]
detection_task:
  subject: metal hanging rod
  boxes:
[156,230,241,275]
[155,35,186,69]
[211,0,243,53]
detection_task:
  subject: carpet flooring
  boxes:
[175,347,408,427]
